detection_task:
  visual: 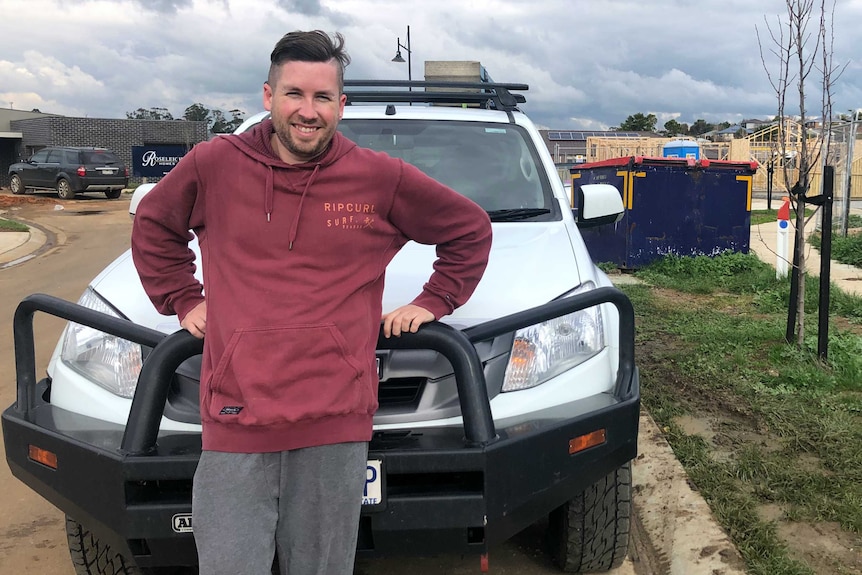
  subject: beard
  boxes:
[271,115,337,163]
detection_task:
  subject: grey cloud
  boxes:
[128,0,195,13]
[276,0,323,15]
[1,0,857,131]
[275,0,352,26]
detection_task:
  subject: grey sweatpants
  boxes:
[192,442,368,575]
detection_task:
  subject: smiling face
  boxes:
[263,59,347,164]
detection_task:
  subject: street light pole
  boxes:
[391,25,412,87]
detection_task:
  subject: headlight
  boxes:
[60,287,143,399]
[502,282,604,392]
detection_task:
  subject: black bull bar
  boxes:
[7,288,637,561]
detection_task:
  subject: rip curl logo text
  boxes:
[219,406,243,415]
[324,202,376,230]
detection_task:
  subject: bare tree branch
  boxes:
[757,0,844,347]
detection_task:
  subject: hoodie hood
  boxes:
[221,119,357,247]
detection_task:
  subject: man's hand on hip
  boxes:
[381,304,435,338]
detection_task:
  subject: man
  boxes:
[131,30,492,575]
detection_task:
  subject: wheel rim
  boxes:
[58,180,70,197]
[11,176,21,193]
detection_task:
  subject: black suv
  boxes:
[8,146,129,199]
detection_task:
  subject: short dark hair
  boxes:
[268,30,351,92]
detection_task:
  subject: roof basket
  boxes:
[343,80,528,112]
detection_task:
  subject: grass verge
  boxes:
[809,214,862,268]
[0,217,29,232]
[624,252,862,575]
[751,207,816,227]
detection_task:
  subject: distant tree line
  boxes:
[125,104,246,134]
[611,112,739,138]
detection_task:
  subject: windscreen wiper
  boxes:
[486,208,551,222]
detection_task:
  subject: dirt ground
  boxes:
[638,287,862,575]
[0,193,58,209]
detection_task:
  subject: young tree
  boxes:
[757,0,845,347]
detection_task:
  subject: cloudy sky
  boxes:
[1,0,860,131]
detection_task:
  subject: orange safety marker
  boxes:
[776,197,791,278]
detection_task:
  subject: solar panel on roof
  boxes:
[548,130,653,141]
[549,131,585,140]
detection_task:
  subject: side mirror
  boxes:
[129,183,158,219]
[573,184,624,229]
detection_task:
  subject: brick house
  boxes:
[0,109,208,188]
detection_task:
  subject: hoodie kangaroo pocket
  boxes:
[207,324,366,425]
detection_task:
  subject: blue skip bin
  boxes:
[571,156,758,269]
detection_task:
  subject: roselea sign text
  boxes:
[132,145,190,177]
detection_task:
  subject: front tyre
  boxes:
[66,516,141,575]
[66,517,193,575]
[105,189,122,199]
[10,174,25,194]
[548,461,632,573]
[57,178,76,199]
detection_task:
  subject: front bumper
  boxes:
[3,289,639,568]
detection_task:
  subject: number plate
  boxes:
[363,459,383,507]
[100,169,114,175]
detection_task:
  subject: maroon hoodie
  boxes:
[131,119,492,453]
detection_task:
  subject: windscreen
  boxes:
[338,120,554,214]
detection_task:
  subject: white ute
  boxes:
[4,81,639,575]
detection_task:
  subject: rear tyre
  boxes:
[547,461,632,573]
[66,516,141,575]
[10,174,25,194]
[57,178,76,199]
[105,189,122,199]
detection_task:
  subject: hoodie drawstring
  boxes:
[286,164,320,251]
[264,166,274,223]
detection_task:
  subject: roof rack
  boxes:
[343,80,528,111]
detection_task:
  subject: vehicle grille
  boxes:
[378,377,425,407]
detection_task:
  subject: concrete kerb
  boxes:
[630,413,747,575]
[0,214,64,269]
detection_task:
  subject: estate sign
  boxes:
[132,145,190,177]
